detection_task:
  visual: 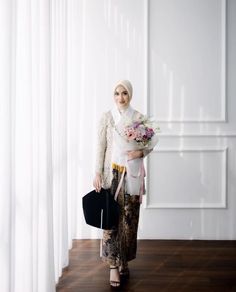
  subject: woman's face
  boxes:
[114,85,131,110]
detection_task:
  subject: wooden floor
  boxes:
[56,239,236,292]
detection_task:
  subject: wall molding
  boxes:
[144,147,228,209]
[157,132,236,137]
[145,0,227,123]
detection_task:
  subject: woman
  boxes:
[93,80,152,288]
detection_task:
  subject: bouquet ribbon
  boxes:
[114,158,146,204]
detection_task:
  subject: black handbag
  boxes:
[82,188,120,230]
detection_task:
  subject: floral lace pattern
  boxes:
[95,111,114,188]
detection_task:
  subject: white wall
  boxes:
[73,0,236,240]
[139,0,236,240]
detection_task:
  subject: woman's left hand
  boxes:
[126,150,143,160]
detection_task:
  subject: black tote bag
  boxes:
[82,188,120,230]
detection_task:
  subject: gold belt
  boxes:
[112,163,126,173]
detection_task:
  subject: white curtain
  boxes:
[0,0,140,290]
[0,0,79,291]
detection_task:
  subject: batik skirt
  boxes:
[101,164,140,266]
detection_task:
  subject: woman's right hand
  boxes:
[93,173,102,192]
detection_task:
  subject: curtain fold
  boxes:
[0,0,77,291]
[51,0,69,281]
[0,2,13,291]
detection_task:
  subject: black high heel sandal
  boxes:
[119,266,130,278]
[110,266,121,288]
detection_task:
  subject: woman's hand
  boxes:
[93,173,102,192]
[126,150,143,161]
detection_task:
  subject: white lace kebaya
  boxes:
[95,107,153,199]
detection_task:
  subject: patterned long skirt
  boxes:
[102,165,140,267]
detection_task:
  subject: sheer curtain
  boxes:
[1,0,142,290]
[0,0,78,291]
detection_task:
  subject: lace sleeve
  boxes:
[95,112,107,175]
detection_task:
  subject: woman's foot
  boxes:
[110,266,120,288]
[119,263,129,278]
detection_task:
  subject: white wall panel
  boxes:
[138,0,236,240]
[148,0,226,122]
[146,148,227,208]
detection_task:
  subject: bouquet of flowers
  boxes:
[113,115,160,198]
[115,115,160,151]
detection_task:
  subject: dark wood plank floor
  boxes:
[56,239,236,292]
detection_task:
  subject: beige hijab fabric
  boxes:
[114,79,133,99]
